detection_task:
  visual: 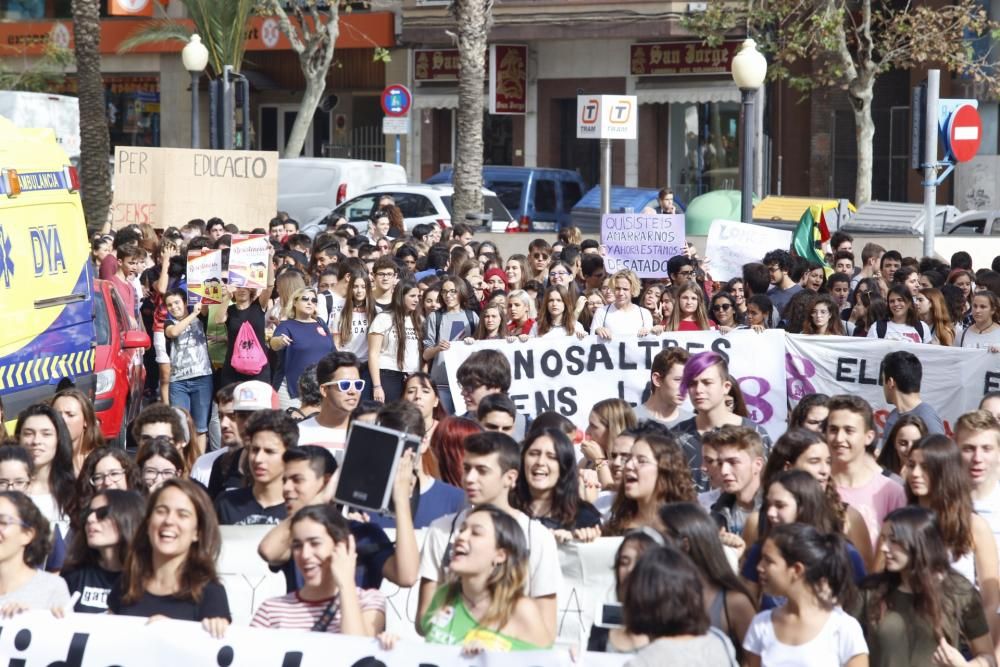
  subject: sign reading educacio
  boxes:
[630,41,741,76]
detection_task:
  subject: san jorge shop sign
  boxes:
[630,41,741,76]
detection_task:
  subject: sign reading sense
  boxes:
[112,147,278,229]
[576,95,638,140]
[601,212,685,277]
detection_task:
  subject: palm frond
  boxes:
[117,21,192,54]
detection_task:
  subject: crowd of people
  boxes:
[1,208,1000,666]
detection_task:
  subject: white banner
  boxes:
[443,331,790,440]
[705,219,792,282]
[0,611,629,666]
[784,334,1000,436]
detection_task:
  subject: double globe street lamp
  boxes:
[731,38,767,224]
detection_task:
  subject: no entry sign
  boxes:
[945,103,982,163]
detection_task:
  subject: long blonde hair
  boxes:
[590,398,638,451]
[283,286,317,320]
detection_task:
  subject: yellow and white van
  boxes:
[0,115,95,432]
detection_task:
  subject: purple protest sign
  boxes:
[601,213,685,278]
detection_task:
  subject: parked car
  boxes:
[425,166,586,232]
[277,157,407,227]
[92,280,149,448]
[302,183,515,237]
[943,209,1000,235]
[570,186,686,234]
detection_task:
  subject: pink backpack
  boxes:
[231,321,267,375]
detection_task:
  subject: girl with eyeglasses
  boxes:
[532,286,586,339]
[109,479,231,638]
[668,283,714,332]
[136,437,185,493]
[368,279,424,403]
[546,260,576,295]
[709,291,739,333]
[51,388,104,475]
[576,288,605,333]
[331,272,374,399]
[856,507,994,667]
[424,275,479,411]
[67,448,142,530]
[0,491,70,612]
[61,489,145,613]
[803,294,846,336]
[271,286,335,410]
[15,403,75,528]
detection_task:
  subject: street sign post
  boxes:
[576,95,637,214]
[944,103,982,163]
[381,84,412,165]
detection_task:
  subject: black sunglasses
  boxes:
[81,505,111,523]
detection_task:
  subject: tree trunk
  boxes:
[72,0,111,235]
[283,10,339,159]
[452,0,491,225]
[851,81,875,205]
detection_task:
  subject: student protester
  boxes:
[511,428,602,542]
[270,286,335,409]
[137,437,186,493]
[913,287,955,345]
[742,294,773,331]
[954,290,1000,351]
[132,403,198,476]
[194,383,248,493]
[506,289,536,338]
[577,288,605,332]
[957,411,1000,551]
[827,395,906,551]
[423,275,479,412]
[856,507,993,667]
[868,284,931,343]
[215,410,298,526]
[902,435,999,615]
[108,243,145,320]
[51,388,104,474]
[61,490,145,613]
[708,291,739,333]
[108,480,231,636]
[429,417,482,488]
[532,285,585,338]
[827,273,854,324]
[163,290,213,452]
[633,348,692,428]
[368,279,423,403]
[402,372,445,444]
[671,352,772,493]
[803,294,846,336]
[947,268,975,324]
[580,399,638,491]
[505,254,529,291]
[604,432,696,535]
[455,349,530,440]
[743,524,868,667]
[832,251,855,277]
[330,271,373,397]
[591,270,653,339]
[257,446,419,593]
[297,352,363,451]
[15,403,74,526]
[416,432,562,644]
[875,414,927,477]
[251,504,386,635]
[703,426,765,536]
[69,448,142,527]
[879,351,944,437]
[464,302,505,342]
[216,271,275,386]
[475,393,518,436]
[622,545,739,666]
[0,491,70,610]
[659,503,755,657]
[762,249,803,317]
[668,283,715,332]
[788,393,830,432]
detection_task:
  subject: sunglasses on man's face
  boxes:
[324,379,365,392]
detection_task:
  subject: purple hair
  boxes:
[679,351,728,398]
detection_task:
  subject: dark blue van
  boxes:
[425,166,586,232]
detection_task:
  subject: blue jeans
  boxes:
[169,374,214,433]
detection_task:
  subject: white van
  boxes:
[277,158,407,227]
[0,91,80,160]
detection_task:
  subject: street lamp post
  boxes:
[731,39,767,224]
[182,34,209,149]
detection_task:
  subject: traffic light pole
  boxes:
[923,70,939,259]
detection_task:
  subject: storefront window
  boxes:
[669,101,739,203]
[56,75,161,150]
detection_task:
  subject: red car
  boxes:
[93,279,149,447]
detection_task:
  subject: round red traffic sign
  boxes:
[947,104,982,163]
[381,85,412,118]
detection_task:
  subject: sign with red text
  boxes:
[489,44,527,115]
[414,48,461,81]
[630,41,740,76]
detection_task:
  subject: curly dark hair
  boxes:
[68,447,144,528]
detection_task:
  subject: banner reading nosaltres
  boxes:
[443,330,789,440]
[0,611,627,667]
[111,146,278,231]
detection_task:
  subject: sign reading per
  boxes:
[576,95,638,140]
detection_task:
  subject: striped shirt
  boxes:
[250,589,386,632]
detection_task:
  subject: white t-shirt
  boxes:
[974,481,1000,556]
[316,292,346,333]
[955,325,1000,350]
[529,320,586,338]
[191,449,227,486]
[866,320,930,343]
[743,607,868,667]
[418,508,562,598]
[369,312,420,373]
[589,304,653,336]
[296,415,347,451]
[330,309,370,362]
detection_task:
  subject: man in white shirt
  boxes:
[416,431,561,644]
[296,351,362,451]
[957,410,1000,545]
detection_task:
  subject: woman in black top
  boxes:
[511,428,601,542]
[108,479,231,637]
[62,489,145,613]
[216,279,274,386]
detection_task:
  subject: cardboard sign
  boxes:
[706,219,793,281]
[186,248,224,305]
[112,146,279,231]
[601,213,685,278]
[228,234,270,288]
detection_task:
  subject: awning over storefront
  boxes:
[636,81,740,105]
[412,92,459,110]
